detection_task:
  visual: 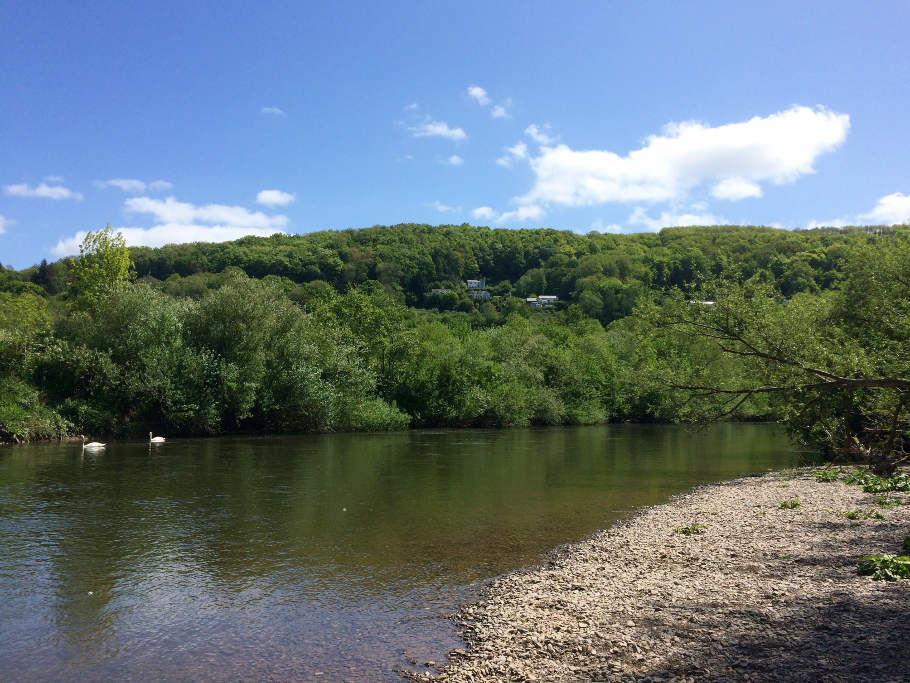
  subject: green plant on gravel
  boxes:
[842,509,885,520]
[814,468,842,483]
[844,468,877,486]
[858,554,910,581]
[874,496,902,508]
[862,474,910,494]
[904,536,910,552]
[674,523,706,535]
[779,499,801,509]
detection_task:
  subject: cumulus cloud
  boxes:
[515,106,848,209]
[496,141,528,168]
[409,118,467,141]
[491,104,510,119]
[52,224,282,257]
[467,85,490,106]
[429,200,461,213]
[94,178,173,194]
[4,182,83,201]
[525,124,558,146]
[590,219,623,233]
[444,154,464,166]
[43,175,65,183]
[497,204,545,224]
[124,196,288,229]
[628,207,727,232]
[861,192,910,224]
[256,189,296,206]
[471,206,496,221]
[0,214,9,234]
[52,195,289,257]
[711,177,763,200]
[261,106,286,117]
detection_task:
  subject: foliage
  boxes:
[858,554,910,581]
[779,499,801,509]
[70,226,135,308]
[813,468,842,482]
[861,474,910,493]
[904,536,910,552]
[874,496,902,508]
[674,523,706,535]
[842,509,885,520]
[1,223,908,439]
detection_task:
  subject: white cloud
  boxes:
[628,207,726,232]
[4,182,83,201]
[261,106,286,117]
[43,175,64,183]
[517,106,848,209]
[429,200,461,213]
[861,192,910,224]
[590,219,623,233]
[496,141,528,168]
[94,178,172,194]
[491,104,510,119]
[467,85,490,106]
[805,218,850,229]
[410,118,467,141]
[470,207,495,221]
[497,204,545,224]
[124,196,288,229]
[404,102,419,111]
[711,177,763,200]
[0,214,9,234]
[525,124,558,146]
[52,223,283,257]
[256,189,296,207]
[443,154,464,166]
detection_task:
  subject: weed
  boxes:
[874,496,902,508]
[843,468,877,486]
[674,523,706,535]
[779,499,801,509]
[813,468,842,483]
[842,509,885,520]
[858,554,910,581]
[862,474,910,494]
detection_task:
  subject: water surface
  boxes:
[0,424,795,679]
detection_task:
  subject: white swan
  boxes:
[149,432,166,444]
[81,435,106,451]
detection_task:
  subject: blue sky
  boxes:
[2,0,909,268]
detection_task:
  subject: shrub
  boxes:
[674,523,706,535]
[862,474,910,493]
[780,499,801,509]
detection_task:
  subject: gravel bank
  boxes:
[427,469,910,681]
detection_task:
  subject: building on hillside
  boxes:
[537,295,558,307]
[526,297,540,308]
[469,289,491,300]
[430,288,453,294]
[466,279,486,289]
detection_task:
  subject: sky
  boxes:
[1,0,909,269]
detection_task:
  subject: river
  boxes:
[0,423,796,680]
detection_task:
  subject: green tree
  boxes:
[71,225,135,307]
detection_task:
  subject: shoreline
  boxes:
[424,468,909,681]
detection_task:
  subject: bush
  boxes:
[674,523,706,535]
[780,499,801,509]
[813,467,842,482]
[0,379,71,442]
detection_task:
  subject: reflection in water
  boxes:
[0,424,795,679]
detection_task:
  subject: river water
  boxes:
[0,424,796,679]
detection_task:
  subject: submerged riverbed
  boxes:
[0,424,796,680]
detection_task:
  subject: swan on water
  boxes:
[149,432,166,444]
[81,435,106,451]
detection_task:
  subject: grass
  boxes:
[841,509,885,521]
[779,498,801,509]
[674,523,706,535]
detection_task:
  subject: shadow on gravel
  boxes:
[641,592,909,681]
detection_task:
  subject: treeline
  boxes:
[0,223,906,442]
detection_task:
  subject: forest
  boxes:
[1,222,907,468]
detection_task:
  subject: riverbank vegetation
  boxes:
[1,223,907,468]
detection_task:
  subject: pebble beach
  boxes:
[423,469,910,681]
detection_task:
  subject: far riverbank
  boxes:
[424,468,909,681]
